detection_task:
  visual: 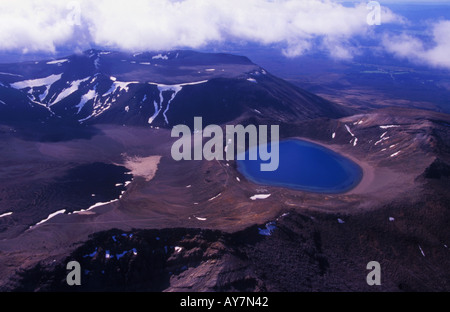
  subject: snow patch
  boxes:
[380,125,400,129]
[345,124,355,137]
[148,80,208,87]
[159,84,183,124]
[418,245,426,257]
[46,59,68,65]
[71,199,119,215]
[375,136,389,146]
[103,80,135,97]
[0,72,22,77]
[11,74,62,90]
[76,89,97,114]
[152,54,168,60]
[390,151,401,158]
[208,193,222,201]
[30,209,66,228]
[0,212,13,218]
[147,81,207,125]
[94,57,100,69]
[250,194,271,200]
[148,101,160,124]
[51,77,90,105]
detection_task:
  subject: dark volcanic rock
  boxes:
[422,158,450,179]
[9,184,450,292]
[9,228,265,292]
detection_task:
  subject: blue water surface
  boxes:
[237,139,363,194]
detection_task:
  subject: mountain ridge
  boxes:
[0,49,351,129]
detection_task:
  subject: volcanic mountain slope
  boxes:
[0,49,349,129]
[1,105,449,292]
[0,51,450,292]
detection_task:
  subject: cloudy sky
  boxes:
[0,0,449,69]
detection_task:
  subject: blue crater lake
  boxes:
[237,139,363,194]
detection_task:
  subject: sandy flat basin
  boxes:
[122,155,162,181]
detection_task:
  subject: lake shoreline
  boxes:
[237,138,364,194]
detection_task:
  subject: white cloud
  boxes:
[383,20,450,69]
[0,0,77,53]
[0,0,405,59]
